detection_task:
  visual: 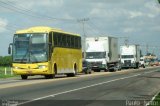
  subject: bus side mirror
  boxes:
[8,43,13,54]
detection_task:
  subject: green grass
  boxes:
[0,66,17,79]
[148,93,160,106]
[0,74,17,78]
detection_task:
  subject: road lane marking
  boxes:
[18,73,142,105]
[1,67,159,89]
[0,72,113,89]
[145,91,160,106]
[17,68,159,105]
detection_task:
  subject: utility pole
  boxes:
[124,37,129,46]
[146,43,149,55]
[77,18,89,59]
[118,36,129,46]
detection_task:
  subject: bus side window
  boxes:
[78,37,81,48]
[71,36,74,48]
[53,32,58,46]
[62,34,66,47]
[66,35,69,47]
[49,32,52,44]
[68,35,71,48]
[75,37,78,48]
[58,33,62,47]
[49,32,53,59]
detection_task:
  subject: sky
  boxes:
[0,0,160,57]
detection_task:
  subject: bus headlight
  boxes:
[38,65,47,69]
[13,66,20,69]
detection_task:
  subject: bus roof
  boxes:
[15,26,80,36]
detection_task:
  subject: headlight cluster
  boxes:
[13,66,20,69]
[102,60,106,64]
[38,65,47,69]
[132,61,135,63]
[13,65,47,69]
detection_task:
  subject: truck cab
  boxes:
[120,45,140,69]
[139,57,145,68]
[85,37,119,72]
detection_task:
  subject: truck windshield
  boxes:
[13,33,48,63]
[86,52,106,59]
[121,55,134,58]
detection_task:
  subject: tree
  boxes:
[0,56,12,66]
[158,0,160,3]
[0,56,3,66]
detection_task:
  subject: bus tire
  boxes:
[54,64,57,75]
[21,75,28,80]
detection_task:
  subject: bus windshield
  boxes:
[13,33,48,63]
[86,52,106,59]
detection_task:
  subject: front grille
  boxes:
[90,61,102,67]
[124,60,131,66]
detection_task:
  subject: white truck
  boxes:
[85,37,120,72]
[120,45,140,69]
[139,57,145,68]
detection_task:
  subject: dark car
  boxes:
[82,60,92,74]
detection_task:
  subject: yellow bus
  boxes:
[8,26,82,79]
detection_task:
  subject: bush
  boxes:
[0,56,12,66]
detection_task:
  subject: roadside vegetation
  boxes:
[0,56,17,78]
[148,92,160,106]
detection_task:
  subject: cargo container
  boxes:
[85,37,120,72]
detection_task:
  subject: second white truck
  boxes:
[85,37,120,72]
[120,45,140,69]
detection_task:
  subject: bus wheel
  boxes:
[54,64,57,75]
[73,64,77,75]
[21,75,28,80]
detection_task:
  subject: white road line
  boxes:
[18,73,141,105]
[144,69,159,74]
[18,69,157,106]
[145,91,159,106]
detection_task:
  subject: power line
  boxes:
[0,1,76,22]
[77,18,89,37]
[87,21,105,36]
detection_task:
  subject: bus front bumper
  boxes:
[13,68,50,75]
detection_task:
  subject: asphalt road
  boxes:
[0,67,160,106]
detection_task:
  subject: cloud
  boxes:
[6,0,64,11]
[144,1,160,18]
[123,28,136,33]
[128,11,144,19]
[0,18,8,32]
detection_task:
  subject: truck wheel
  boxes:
[88,69,92,74]
[104,69,108,72]
[143,65,145,68]
[21,75,28,80]
[108,69,114,72]
[95,69,100,72]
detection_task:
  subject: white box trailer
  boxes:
[85,37,120,72]
[120,45,140,69]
